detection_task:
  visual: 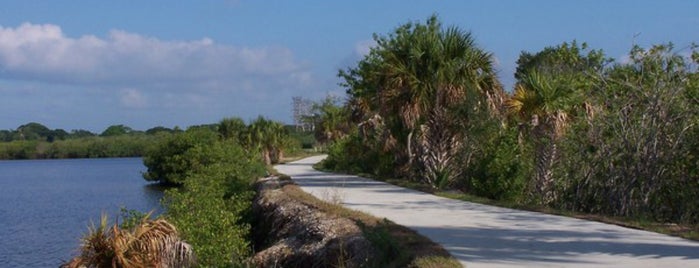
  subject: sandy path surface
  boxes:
[275,155,699,267]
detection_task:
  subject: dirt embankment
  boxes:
[251,176,375,267]
[250,176,461,268]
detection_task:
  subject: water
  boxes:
[0,157,163,267]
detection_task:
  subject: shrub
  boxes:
[160,138,265,266]
[461,126,530,201]
[142,129,220,185]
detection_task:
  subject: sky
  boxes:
[0,0,697,132]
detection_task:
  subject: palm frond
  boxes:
[63,214,195,268]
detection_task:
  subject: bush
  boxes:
[142,129,220,185]
[164,169,255,267]
[461,126,530,201]
[153,132,265,266]
[321,131,395,177]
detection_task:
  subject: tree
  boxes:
[309,94,350,144]
[507,71,576,203]
[515,40,607,81]
[142,129,220,185]
[340,15,501,187]
[245,117,287,165]
[70,129,96,138]
[17,122,52,141]
[0,130,11,142]
[100,124,134,137]
[559,44,699,221]
[49,129,69,142]
[217,117,246,142]
[146,126,175,135]
[507,41,607,204]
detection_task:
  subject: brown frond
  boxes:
[63,214,195,268]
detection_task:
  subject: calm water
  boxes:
[0,157,163,267]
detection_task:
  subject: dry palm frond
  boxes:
[62,214,195,268]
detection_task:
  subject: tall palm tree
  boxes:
[507,71,575,204]
[363,15,501,187]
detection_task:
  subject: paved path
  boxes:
[275,155,699,267]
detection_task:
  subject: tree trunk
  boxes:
[407,130,414,165]
[262,149,272,165]
[532,125,558,205]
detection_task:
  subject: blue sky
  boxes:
[1,0,697,132]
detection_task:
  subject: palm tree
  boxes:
[507,71,576,204]
[246,117,286,165]
[347,15,501,187]
[310,95,350,144]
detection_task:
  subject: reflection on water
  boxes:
[0,157,163,267]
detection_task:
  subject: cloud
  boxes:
[0,23,309,86]
[0,22,328,130]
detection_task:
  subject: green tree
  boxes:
[308,95,350,145]
[17,122,52,141]
[340,15,501,187]
[507,41,606,204]
[142,128,220,185]
[145,126,175,135]
[217,117,247,142]
[0,130,12,142]
[507,71,577,203]
[515,40,607,81]
[100,124,134,137]
[559,44,699,221]
[245,116,287,165]
[49,129,69,142]
[69,129,96,138]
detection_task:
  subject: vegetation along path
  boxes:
[275,155,699,268]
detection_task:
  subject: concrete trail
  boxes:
[275,155,699,268]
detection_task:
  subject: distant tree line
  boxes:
[0,122,181,142]
[0,122,185,160]
[317,15,699,224]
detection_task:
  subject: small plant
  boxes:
[62,212,195,268]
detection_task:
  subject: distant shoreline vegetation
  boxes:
[0,120,317,160]
[0,122,198,160]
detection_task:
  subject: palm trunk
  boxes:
[262,149,272,165]
[407,130,414,164]
[532,126,558,205]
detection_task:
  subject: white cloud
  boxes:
[0,22,309,86]
[0,22,329,130]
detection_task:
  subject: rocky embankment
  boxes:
[251,176,376,267]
